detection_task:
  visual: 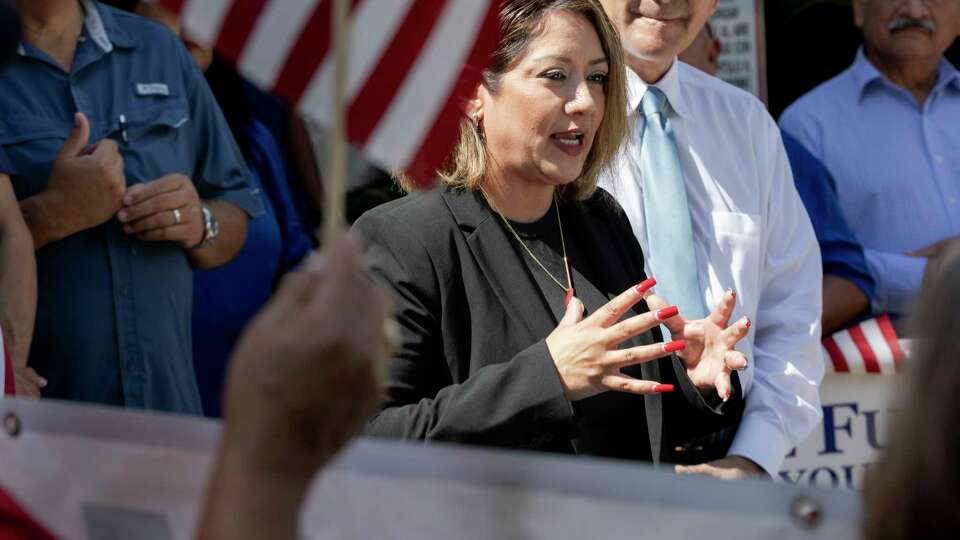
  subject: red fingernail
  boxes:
[744,317,751,329]
[724,389,732,401]
[728,288,736,298]
[653,384,674,394]
[663,340,686,353]
[564,289,574,307]
[635,278,656,294]
[656,306,679,321]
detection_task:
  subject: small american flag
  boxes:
[821,314,909,374]
[158,0,500,185]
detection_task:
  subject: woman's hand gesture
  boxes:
[545,279,683,401]
[643,289,750,400]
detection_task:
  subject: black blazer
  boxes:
[355,186,740,464]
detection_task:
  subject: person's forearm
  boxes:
[198,398,324,540]
[822,275,869,335]
[19,191,73,250]
[197,443,313,540]
[187,200,248,269]
[0,214,37,367]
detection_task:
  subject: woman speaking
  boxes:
[355,0,751,463]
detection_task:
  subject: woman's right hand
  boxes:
[545,279,683,401]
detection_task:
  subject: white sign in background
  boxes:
[711,0,767,101]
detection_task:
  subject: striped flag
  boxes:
[158,0,500,186]
[821,314,909,374]
[0,485,59,540]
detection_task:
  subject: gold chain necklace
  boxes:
[483,190,574,305]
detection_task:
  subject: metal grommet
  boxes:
[790,495,822,530]
[3,411,22,438]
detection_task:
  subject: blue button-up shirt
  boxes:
[780,48,960,315]
[781,130,875,303]
[0,1,263,414]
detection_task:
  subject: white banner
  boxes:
[711,0,767,101]
[780,373,897,490]
[0,398,859,539]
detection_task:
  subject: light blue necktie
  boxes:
[636,87,707,326]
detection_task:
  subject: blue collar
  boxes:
[17,0,137,57]
[89,0,137,50]
[852,46,960,99]
[850,47,884,97]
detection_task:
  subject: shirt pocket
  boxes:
[0,116,70,199]
[112,100,193,183]
[710,211,762,294]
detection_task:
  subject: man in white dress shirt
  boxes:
[599,0,823,479]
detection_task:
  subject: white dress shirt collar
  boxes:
[624,59,694,120]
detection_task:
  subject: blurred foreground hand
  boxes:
[198,232,389,540]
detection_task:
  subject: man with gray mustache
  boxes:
[780,0,960,321]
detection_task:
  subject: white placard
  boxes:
[0,398,859,539]
[780,373,897,489]
[711,0,767,101]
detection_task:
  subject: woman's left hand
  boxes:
[644,289,750,401]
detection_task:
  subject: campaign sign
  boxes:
[780,373,896,489]
[0,398,859,539]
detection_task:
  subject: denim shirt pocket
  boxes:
[109,99,193,185]
[0,116,72,199]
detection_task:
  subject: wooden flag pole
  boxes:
[322,0,350,246]
[321,0,401,358]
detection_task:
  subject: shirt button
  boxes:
[950,197,957,205]
[120,287,129,296]
[126,363,136,371]
[935,155,945,164]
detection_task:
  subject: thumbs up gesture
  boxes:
[44,112,126,236]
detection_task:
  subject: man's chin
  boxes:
[884,40,947,62]
[621,30,688,64]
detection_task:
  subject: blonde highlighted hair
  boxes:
[413,0,628,201]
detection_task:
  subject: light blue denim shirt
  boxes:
[0,1,264,414]
[780,48,960,316]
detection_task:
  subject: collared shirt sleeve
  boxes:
[175,41,264,217]
[863,249,926,314]
[780,131,875,302]
[727,117,825,475]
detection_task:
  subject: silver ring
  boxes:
[172,208,182,225]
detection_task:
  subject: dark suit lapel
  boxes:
[441,188,557,346]
[570,201,664,465]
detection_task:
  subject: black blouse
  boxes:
[506,200,652,461]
